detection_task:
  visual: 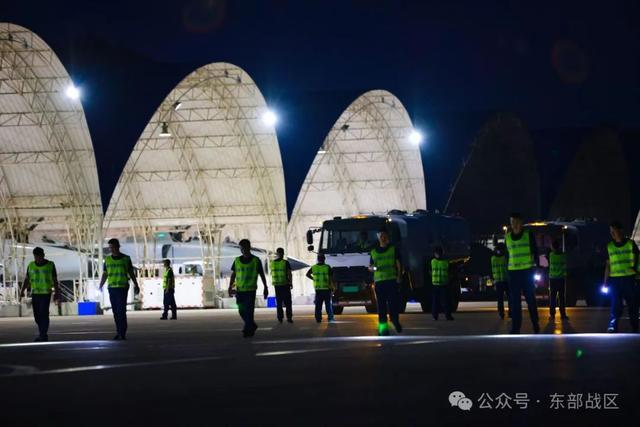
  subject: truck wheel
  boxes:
[365,304,378,314]
[332,306,344,315]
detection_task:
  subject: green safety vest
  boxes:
[491,255,508,283]
[608,240,636,278]
[431,258,449,286]
[370,245,397,282]
[506,230,534,271]
[311,264,331,290]
[549,252,567,279]
[27,261,54,295]
[105,255,131,288]
[270,258,288,286]
[162,268,173,290]
[234,256,259,291]
[357,240,370,251]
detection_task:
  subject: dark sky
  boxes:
[3,0,639,217]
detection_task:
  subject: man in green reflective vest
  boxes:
[306,253,335,323]
[505,213,540,334]
[355,231,372,252]
[228,239,268,337]
[20,247,60,342]
[548,239,569,321]
[270,247,293,323]
[491,243,510,319]
[160,259,177,320]
[369,229,403,335]
[604,221,639,333]
[99,238,140,340]
[430,246,454,321]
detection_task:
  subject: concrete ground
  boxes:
[0,302,637,426]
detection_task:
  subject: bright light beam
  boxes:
[65,84,80,100]
[262,110,278,127]
[409,129,423,145]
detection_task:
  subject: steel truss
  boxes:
[288,91,426,295]
[0,24,102,303]
[104,63,286,285]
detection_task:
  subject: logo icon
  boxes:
[449,391,473,411]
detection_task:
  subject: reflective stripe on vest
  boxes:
[608,240,636,278]
[491,255,508,283]
[162,268,173,289]
[370,245,397,282]
[311,264,331,290]
[506,230,534,271]
[234,256,259,291]
[549,252,567,279]
[27,261,54,295]
[270,259,287,286]
[105,255,130,288]
[431,258,449,286]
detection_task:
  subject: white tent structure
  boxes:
[0,23,102,302]
[633,212,640,245]
[104,63,287,279]
[287,90,426,295]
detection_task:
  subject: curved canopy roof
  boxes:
[288,90,426,266]
[0,23,102,246]
[104,62,287,250]
[445,113,540,236]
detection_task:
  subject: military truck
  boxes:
[306,210,471,314]
[519,219,611,307]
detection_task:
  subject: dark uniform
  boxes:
[270,258,293,322]
[491,253,509,319]
[606,238,639,333]
[506,229,540,334]
[231,255,265,336]
[161,266,177,320]
[430,258,453,320]
[26,260,58,340]
[104,254,134,339]
[548,250,568,319]
[306,263,334,322]
[369,245,402,333]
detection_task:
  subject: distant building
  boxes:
[549,128,630,227]
[445,113,541,238]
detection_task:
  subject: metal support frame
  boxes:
[0,25,102,303]
[104,64,287,282]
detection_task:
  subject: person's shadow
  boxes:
[543,317,577,334]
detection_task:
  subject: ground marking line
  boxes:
[0,355,228,377]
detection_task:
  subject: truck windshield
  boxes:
[528,225,578,262]
[321,229,379,254]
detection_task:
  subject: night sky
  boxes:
[3,0,639,217]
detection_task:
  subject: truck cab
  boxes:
[308,210,471,314]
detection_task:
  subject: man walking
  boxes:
[604,221,639,333]
[228,239,269,337]
[160,259,177,320]
[270,247,293,323]
[20,247,60,342]
[505,213,540,334]
[369,229,403,335]
[99,238,140,340]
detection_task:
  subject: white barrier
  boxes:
[140,276,216,309]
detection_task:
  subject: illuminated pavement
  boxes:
[0,303,637,425]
